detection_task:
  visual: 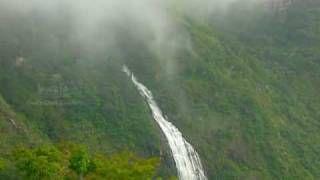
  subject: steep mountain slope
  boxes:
[0,1,320,179]
[127,1,320,179]
[0,94,41,150]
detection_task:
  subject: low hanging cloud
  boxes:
[0,0,260,62]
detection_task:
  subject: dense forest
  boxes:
[0,0,320,179]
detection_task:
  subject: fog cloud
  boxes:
[0,0,261,64]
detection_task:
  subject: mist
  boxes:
[0,0,258,54]
[0,0,266,79]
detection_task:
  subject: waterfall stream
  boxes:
[123,65,207,180]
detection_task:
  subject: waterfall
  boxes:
[123,65,207,180]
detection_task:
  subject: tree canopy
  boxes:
[9,144,160,180]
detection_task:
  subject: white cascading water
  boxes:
[123,65,207,180]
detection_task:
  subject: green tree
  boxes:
[12,145,64,180]
[69,147,95,180]
[91,151,160,180]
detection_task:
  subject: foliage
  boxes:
[0,158,5,171]
[0,1,320,179]
[90,151,160,180]
[8,144,159,180]
[12,145,64,179]
[69,147,95,180]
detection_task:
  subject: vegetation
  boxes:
[0,0,319,179]
[12,145,64,179]
[69,147,95,180]
[6,144,160,180]
[0,159,5,171]
[90,152,159,179]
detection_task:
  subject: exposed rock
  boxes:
[15,56,25,66]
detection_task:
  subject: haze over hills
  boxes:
[0,0,320,179]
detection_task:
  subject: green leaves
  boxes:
[91,151,160,180]
[9,144,160,180]
[12,145,64,180]
[69,147,95,179]
[0,158,5,171]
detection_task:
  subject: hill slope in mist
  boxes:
[0,0,320,179]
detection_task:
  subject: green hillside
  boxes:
[0,0,320,179]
